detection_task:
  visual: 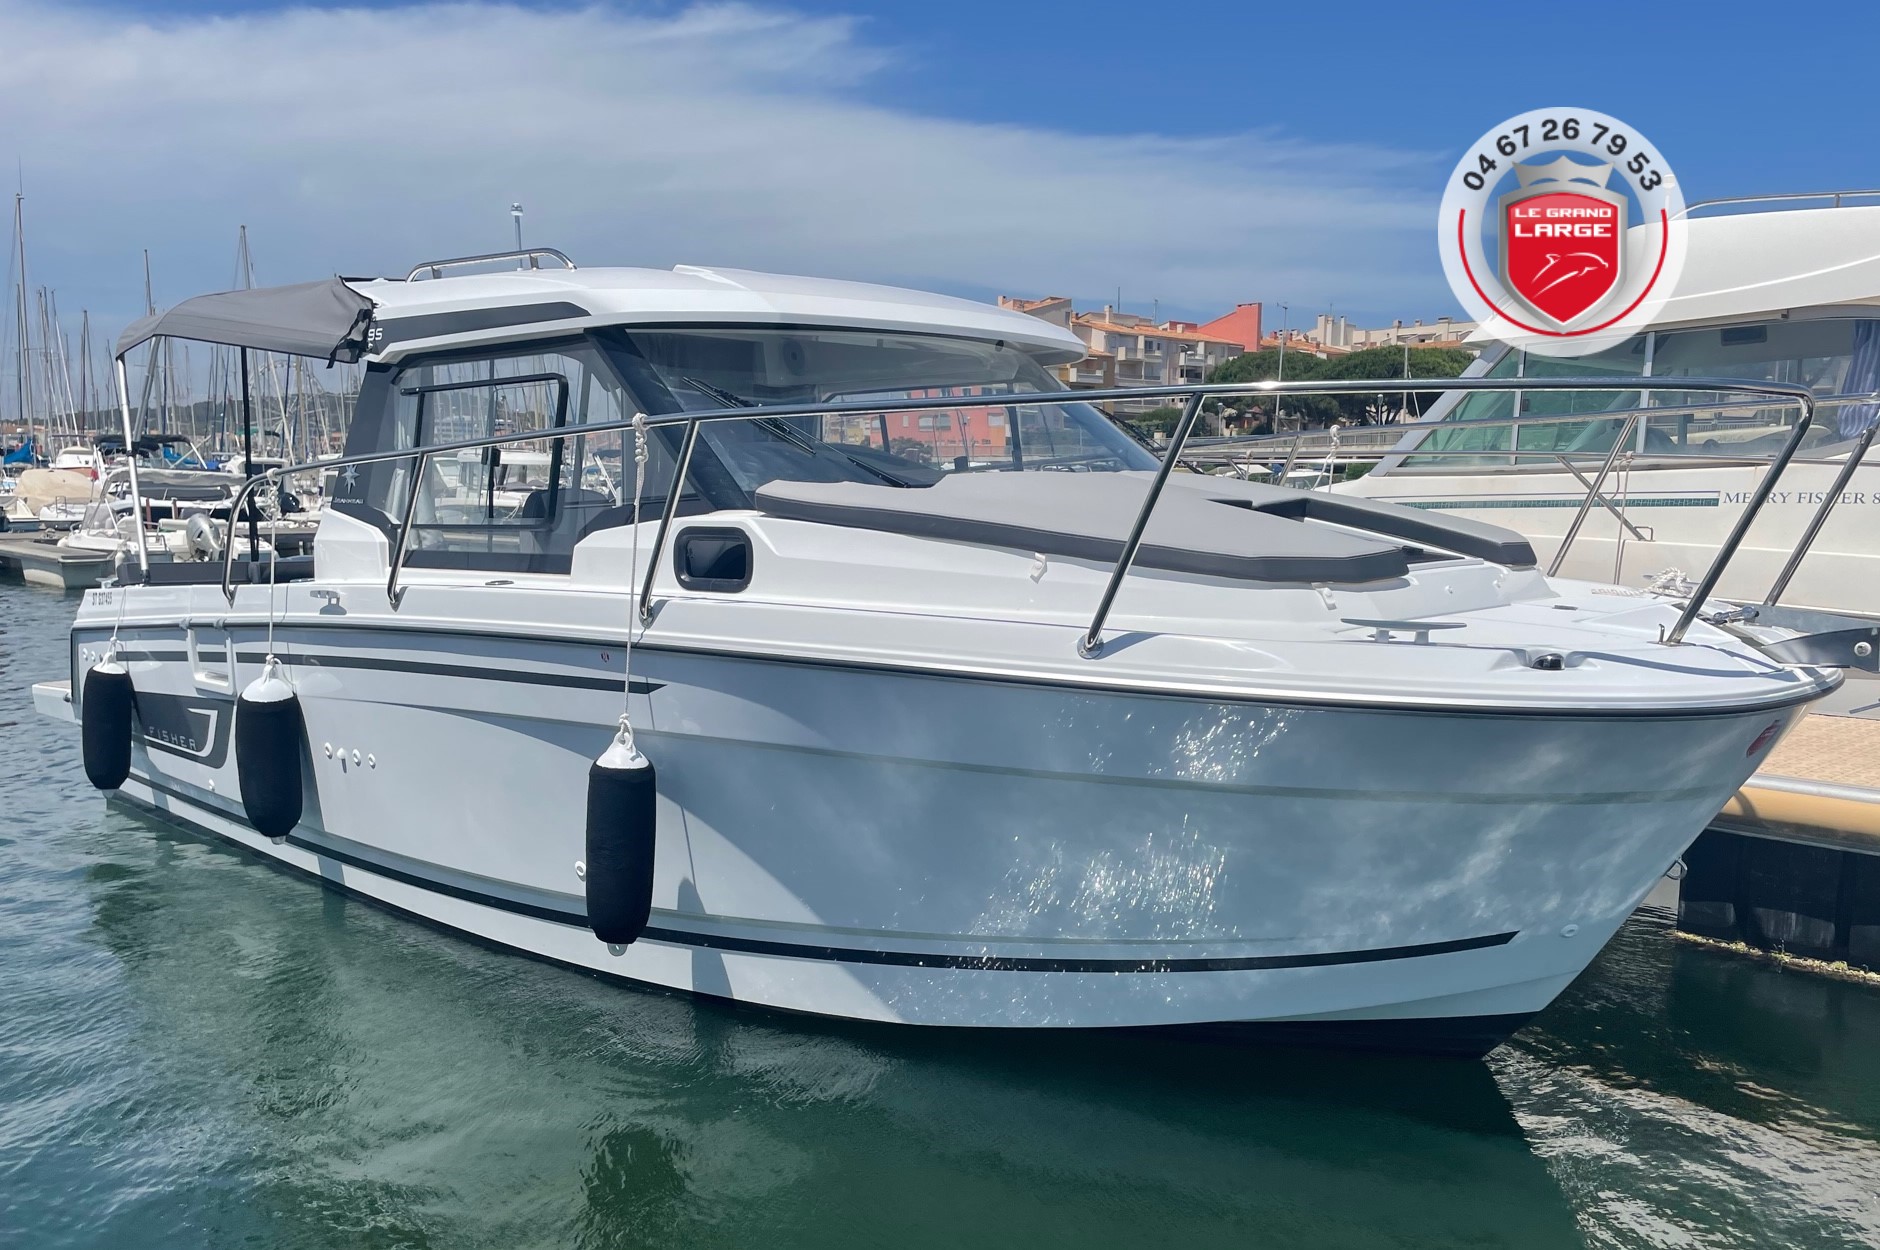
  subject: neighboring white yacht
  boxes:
[1338,195,1880,623]
[30,253,1855,1057]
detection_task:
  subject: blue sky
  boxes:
[5,0,1880,375]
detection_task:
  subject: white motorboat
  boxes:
[31,250,1865,1057]
[1338,194,1880,624]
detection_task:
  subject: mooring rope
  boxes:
[614,413,650,756]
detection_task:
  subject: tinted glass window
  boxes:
[605,327,1157,493]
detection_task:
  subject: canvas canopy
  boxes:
[115,277,374,363]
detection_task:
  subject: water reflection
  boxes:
[45,812,1583,1249]
[1497,907,1880,1249]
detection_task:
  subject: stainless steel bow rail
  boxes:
[215,374,1856,658]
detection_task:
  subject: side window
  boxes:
[1647,319,1867,457]
[1403,340,1645,468]
[1403,349,1522,467]
[1512,338,1646,456]
[372,344,681,574]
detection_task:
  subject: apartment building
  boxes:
[999,296,1244,410]
[1309,314,1477,350]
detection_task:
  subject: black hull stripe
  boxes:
[283,652,662,695]
[133,775,1516,974]
[107,647,660,695]
[636,926,1515,973]
[75,621,1836,721]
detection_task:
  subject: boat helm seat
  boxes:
[516,487,611,557]
[576,495,715,542]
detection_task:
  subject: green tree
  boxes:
[1133,405,1184,435]
[1207,349,1335,427]
[1315,346,1476,425]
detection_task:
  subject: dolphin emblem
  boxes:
[1531,252,1611,296]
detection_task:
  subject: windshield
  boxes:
[602,327,1157,497]
[1399,317,1880,469]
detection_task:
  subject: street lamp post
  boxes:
[511,204,524,267]
[1273,303,1289,430]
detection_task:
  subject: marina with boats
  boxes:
[7,178,1880,1250]
[3,234,1873,1055]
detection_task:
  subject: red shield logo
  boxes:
[1499,171,1626,327]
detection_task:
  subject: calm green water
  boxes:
[3,580,1879,1249]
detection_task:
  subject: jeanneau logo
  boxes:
[1438,108,1687,358]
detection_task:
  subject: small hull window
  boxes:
[674,527,753,593]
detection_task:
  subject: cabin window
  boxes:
[349,342,699,574]
[1400,349,1522,466]
[601,327,1156,488]
[336,326,1157,564]
[1645,318,1875,455]
[1508,340,1646,457]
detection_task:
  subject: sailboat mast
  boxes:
[35,289,57,440]
[144,248,171,434]
[78,310,90,430]
[13,192,29,459]
[46,288,78,441]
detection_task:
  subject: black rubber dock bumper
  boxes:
[1679,828,1880,970]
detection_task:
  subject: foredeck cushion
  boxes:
[1166,475,1537,568]
[754,472,1537,584]
[753,473,1408,583]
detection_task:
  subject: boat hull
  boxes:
[69,620,1806,1055]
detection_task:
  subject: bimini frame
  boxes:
[111,275,375,576]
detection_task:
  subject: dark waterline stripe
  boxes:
[132,776,1516,975]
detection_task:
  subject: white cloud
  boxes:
[0,0,1451,338]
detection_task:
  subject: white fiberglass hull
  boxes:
[66,615,1810,1056]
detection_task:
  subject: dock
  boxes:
[1680,711,1880,971]
[0,535,115,590]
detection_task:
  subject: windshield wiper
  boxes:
[678,375,916,487]
[1107,411,1207,475]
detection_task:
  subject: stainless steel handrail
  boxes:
[1665,401,1815,643]
[1081,393,1204,656]
[1686,190,1880,215]
[1216,390,1853,474]
[1552,454,1648,544]
[404,249,578,281]
[638,419,701,627]
[1763,411,1880,605]
[387,449,429,609]
[1545,415,1639,577]
[216,375,1816,654]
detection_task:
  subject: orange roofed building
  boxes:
[999,296,1246,411]
[1195,302,1263,354]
